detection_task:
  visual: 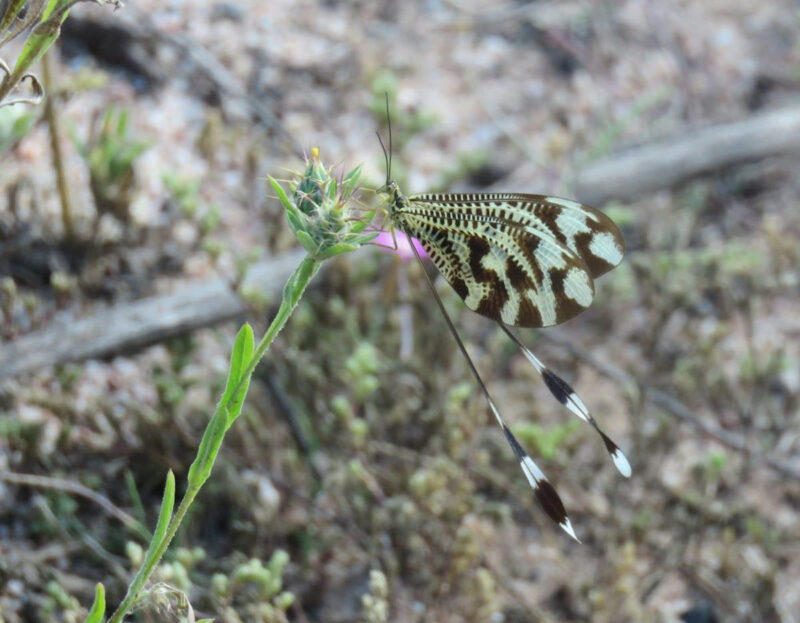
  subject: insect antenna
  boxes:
[375,93,394,187]
[376,131,390,187]
[385,92,392,182]
[499,324,631,478]
[408,241,579,541]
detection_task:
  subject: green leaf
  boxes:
[269,176,293,212]
[187,324,255,487]
[121,471,175,613]
[270,175,309,236]
[83,583,106,623]
[220,324,254,414]
[352,232,379,245]
[325,176,337,199]
[283,206,304,235]
[222,324,254,427]
[116,107,129,135]
[187,406,229,488]
[148,471,175,559]
[0,105,35,152]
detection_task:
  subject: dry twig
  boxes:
[0,249,306,378]
[0,470,147,537]
[572,105,800,205]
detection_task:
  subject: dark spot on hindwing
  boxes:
[517,299,543,327]
[502,424,526,461]
[521,196,624,280]
[536,478,569,527]
[516,235,544,285]
[599,431,621,456]
[506,235,545,327]
[541,368,572,405]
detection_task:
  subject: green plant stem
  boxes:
[235,256,320,397]
[108,255,321,623]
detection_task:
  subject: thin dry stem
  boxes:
[42,51,74,240]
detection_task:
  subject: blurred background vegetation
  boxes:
[1,1,799,621]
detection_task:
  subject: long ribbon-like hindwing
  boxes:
[407,238,580,541]
[500,323,631,478]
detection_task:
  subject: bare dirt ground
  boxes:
[1,1,799,621]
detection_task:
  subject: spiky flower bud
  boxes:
[270,148,376,261]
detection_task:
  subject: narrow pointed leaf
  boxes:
[147,470,175,559]
[121,471,175,612]
[269,176,295,212]
[188,325,254,485]
[187,406,229,487]
[83,583,106,623]
[223,324,254,427]
[220,323,254,414]
[350,211,375,233]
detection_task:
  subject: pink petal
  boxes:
[374,231,427,261]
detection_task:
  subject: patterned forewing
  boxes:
[395,197,596,327]
[411,193,625,279]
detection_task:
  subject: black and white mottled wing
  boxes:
[395,193,624,327]
[411,192,625,278]
[480,193,625,278]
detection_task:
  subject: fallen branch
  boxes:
[0,249,305,379]
[572,105,800,205]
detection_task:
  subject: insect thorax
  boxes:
[381,180,411,229]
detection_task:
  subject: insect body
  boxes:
[378,177,630,541]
